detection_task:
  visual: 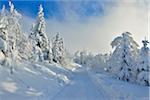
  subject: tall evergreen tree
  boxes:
[0,5,8,55]
[136,39,150,85]
[6,1,23,60]
[52,33,65,64]
[29,4,51,62]
[0,5,8,65]
[108,32,138,82]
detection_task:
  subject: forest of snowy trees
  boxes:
[107,32,149,86]
[0,1,71,74]
[0,2,69,68]
[74,32,150,86]
[0,1,149,86]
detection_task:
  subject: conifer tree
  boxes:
[29,4,50,62]
[52,33,65,64]
[136,39,150,85]
[108,32,138,82]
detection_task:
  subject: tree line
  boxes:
[0,1,149,86]
[0,1,68,68]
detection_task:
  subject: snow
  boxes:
[137,71,150,85]
[0,61,71,100]
[90,70,149,100]
[136,39,150,85]
[52,68,110,100]
[107,32,139,82]
[0,51,5,64]
[0,1,149,100]
[1,81,18,93]
[0,37,7,52]
[52,33,66,65]
[0,62,148,100]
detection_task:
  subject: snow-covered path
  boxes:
[0,63,148,100]
[51,68,110,100]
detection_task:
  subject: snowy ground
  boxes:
[0,62,149,100]
[52,67,109,100]
[90,71,149,100]
[52,67,149,100]
[0,61,71,100]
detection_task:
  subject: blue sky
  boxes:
[0,0,148,53]
[0,0,110,21]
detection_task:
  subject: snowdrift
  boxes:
[0,61,74,100]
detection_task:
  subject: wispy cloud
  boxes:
[20,0,149,54]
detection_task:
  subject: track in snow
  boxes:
[51,67,110,100]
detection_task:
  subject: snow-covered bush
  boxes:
[136,39,150,86]
[107,32,139,82]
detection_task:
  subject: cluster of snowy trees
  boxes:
[107,32,150,86]
[74,51,109,71]
[0,1,149,86]
[0,2,68,67]
[74,32,149,86]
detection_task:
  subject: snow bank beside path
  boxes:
[0,61,72,100]
[90,71,149,100]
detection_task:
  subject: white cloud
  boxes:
[22,0,149,54]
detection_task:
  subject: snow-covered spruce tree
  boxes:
[136,39,150,86]
[52,33,66,65]
[6,1,24,61]
[7,1,33,62]
[29,4,51,62]
[108,32,138,82]
[0,1,31,67]
[0,5,8,65]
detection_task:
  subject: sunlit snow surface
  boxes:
[0,62,149,100]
